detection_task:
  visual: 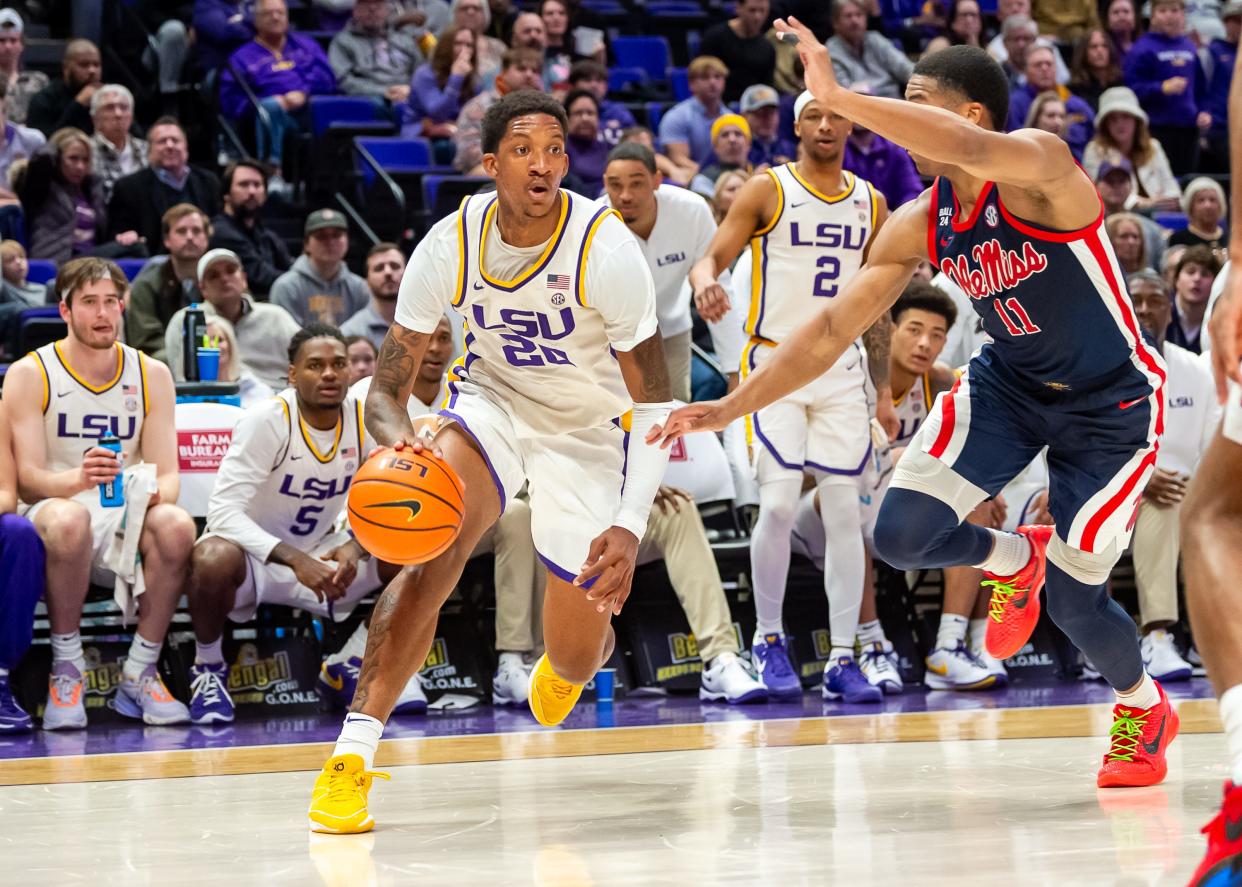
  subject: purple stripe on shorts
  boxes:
[537,549,599,590]
[439,408,507,513]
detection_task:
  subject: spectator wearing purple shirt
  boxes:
[405,26,480,163]
[1121,0,1210,176]
[1007,44,1095,157]
[0,78,43,207]
[564,89,608,198]
[219,0,336,179]
[840,82,922,209]
[193,1,256,75]
[567,60,635,146]
[741,84,796,169]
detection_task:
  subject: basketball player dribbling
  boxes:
[657,21,1176,787]
[1180,43,1242,887]
[307,91,672,834]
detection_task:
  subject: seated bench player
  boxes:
[186,324,401,724]
[4,257,196,728]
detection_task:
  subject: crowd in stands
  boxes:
[0,0,1232,731]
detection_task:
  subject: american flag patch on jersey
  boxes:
[854,198,868,210]
[341,446,356,458]
[546,273,570,290]
[123,384,137,395]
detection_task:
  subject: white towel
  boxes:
[100,464,159,623]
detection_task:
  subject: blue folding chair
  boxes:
[116,258,148,281]
[354,136,435,188]
[422,175,491,225]
[1153,212,1189,231]
[26,259,56,285]
[612,36,672,82]
[645,102,670,134]
[609,66,649,94]
[310,95,379,137]
[667,67,690,101]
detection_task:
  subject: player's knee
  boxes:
[872,489,957,570]
[190,537,246,592]
[36,501,91,558]
[144,505,197,560]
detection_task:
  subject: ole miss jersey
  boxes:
[927,178,1165,400]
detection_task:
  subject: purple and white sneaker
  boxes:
[189,662,235,724]
[0,671,32,733]
[115,665,190,725]
[318,657,361,710]
[751,633,802,700]
[823,656,883,703]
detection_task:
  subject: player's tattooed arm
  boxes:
[862,313,892,390]
[366,324,428,447]
[617,332,674,404]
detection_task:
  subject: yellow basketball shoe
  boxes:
[528,654,584,727]
[308,754,390,834]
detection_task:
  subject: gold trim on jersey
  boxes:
[891,372,932,409]
[752,167,784,238]
[137,353,151,416]
[745,239,765,336]
[575,207,621,309]
[787,165,855,204]
[298,408,344,464]
[478,191,569,290]
[354,399,364,458]
[451,195,471,308]
[32,351,49,414]
[54,342,123,394]
[865,180,879,229]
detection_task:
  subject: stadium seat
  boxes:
[645,101,670,133]
[17,307,66,355]
[422,175,492,225]
[609,66,649,94]
[354,136,435,187]
[1153,211,1189,231]
[612,36,672,82]
[26,259,56,285]
[116,258,148,281]
[309,95,379,137]
[667,67,690,101]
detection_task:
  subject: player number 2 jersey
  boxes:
[32,341,150,506]
[745,164,879,350]
[395,189,658,438]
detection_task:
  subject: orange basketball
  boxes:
[347,447,465,565]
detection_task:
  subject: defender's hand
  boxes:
[648,400,735,447]
[577,527,639,615]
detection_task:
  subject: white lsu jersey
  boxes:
[206,389,371,559]
[744,165,879,350]
[892,372,934,448]
[395,189,658,438]
[31,341,151,506]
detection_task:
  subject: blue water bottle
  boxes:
[97,434,124,508]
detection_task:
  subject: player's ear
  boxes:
[962,101,986,127]
[481,153,499,178]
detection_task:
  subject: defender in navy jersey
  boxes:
[658,27,1176,788]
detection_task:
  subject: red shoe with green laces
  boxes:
[1097,681,1178,788]
[982,525,1053,660]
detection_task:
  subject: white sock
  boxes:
[1219,684,1242,786]
[969,618,989,651]
[1115,671,1160,710]
[936,614,969,650]
[195,637,224,666]
[751,476,802,637]
[332,713,385,770]
[498,651,525,669]
[829,645,855,661]
[974,530,1031,575]
[856,619,886,645]
[336,622,369,662]
[50,631,85,671]
[123,633,162,681]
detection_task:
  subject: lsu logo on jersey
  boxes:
[941,239,1049,300]
[57,413,138,440]
[789,221,868,251]
[471,303,577,368]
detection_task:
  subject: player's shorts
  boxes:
[24,496,126,585]
[742,338,872,482]
[440,379,626,586]
[1225,379,1242,446]
[196,530,384,623]
[895,360,1159,555]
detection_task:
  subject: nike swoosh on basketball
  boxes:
[1142,714,1167,755]
[1118,397,1145,410]
[1226,815,1242,843]
[366,499,423,521]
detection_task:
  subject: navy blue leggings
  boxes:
[0,514,45,669]
[874,488,1143,689]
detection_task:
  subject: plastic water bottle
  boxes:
[183,302,206,382]
[97,434,124,508]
